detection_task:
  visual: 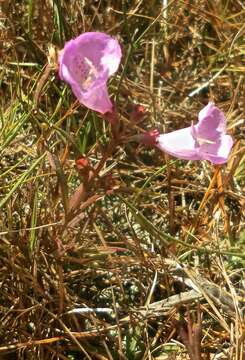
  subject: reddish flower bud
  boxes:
[131,104,147,123]
[76,157,90,170]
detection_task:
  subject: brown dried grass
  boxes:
[0,0,244,359]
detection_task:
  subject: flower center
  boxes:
[191,123,216,146]
[74,56,98,89]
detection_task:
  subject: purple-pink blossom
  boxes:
[59,32,121,114]
[144,103,233,164]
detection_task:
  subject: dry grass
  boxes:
[0,0,244,359]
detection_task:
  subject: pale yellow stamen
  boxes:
[82,57,98,87]
[196,137,216,145]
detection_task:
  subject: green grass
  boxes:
[0,1,244,359]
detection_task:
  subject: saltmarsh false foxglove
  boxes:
[59,32,121,114]
[143,103,233,164]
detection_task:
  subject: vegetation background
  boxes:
[0,0,244,359]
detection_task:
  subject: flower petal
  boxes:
[199,135,233,164]
[156,127,202,160]
[194,102,226,142]
[72,83,112,114]
[75,32,121,74]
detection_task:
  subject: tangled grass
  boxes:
[0,1,244,359]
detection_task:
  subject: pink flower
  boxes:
[59,32,122,114]
[145,103,233,164]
